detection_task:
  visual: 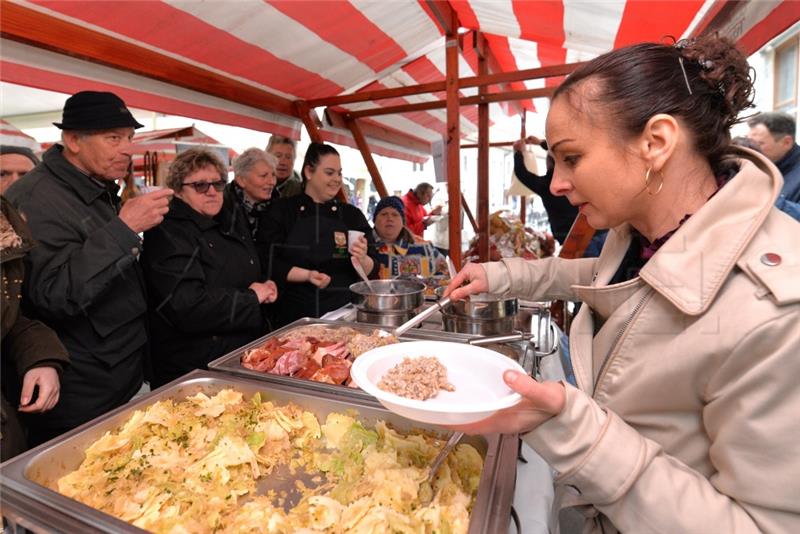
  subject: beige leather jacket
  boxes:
[484,149,800,533]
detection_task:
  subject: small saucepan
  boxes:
[350,279,426,313]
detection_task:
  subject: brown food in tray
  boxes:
[241,326,398,386]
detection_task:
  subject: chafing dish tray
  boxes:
[0,370,517,534]
[208,317,519,401]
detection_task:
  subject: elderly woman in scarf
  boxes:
[371,196,448,284]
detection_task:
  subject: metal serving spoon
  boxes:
[351,257,375,292]
[427,431,464,483]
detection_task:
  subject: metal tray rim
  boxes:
[1,369,516,534]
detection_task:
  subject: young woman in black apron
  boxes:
[257,143,378,327]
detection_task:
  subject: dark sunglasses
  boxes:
[181,180,225,193]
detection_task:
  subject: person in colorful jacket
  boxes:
[445,35,800,533]
[371,195,448,283]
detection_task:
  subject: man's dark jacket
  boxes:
[514,146,578,244]
[776,143,800,203]
[5,145,147,432]
[513,146,578,244]
[140,196,268,388]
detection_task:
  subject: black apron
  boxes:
[276,200,359,326]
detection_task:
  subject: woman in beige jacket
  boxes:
[445,35,800,533]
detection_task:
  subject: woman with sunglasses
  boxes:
[141,148,277,387]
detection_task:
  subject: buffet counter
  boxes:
[1,310,562,534]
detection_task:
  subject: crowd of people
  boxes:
[1,31,799,534]
[0,91,450,458]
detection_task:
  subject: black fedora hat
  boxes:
[53,91,144,130]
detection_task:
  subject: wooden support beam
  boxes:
[347,87,555,119]
[346,117,389,199]
[476,32,490,263]
[0,1,297,117]
[519,113,527,225]
[461,194,479,233]
[324,109,430,155]
[557,214,596,259]
[306,62,582,108]
[295,101,323,143]
[461,141,516,149]
[425,0,457,35]
[445,19,462,267]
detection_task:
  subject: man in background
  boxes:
[0,146,38,194]
[512,135,578,245]
[748,112,800,203]
[266,135,303,198]
[402,182,442,237]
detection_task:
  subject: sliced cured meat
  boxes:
[270,350,308,376]
[293,360,321,379]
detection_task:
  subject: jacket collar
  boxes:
[404,189,422,207]
[275,171,302,193]
[776,143,800,176]
[166,196,219,231]
[42,144,120,205]
[601,148,782,315]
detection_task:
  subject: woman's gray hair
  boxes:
[233,147,277,177]
[165,148,226,192]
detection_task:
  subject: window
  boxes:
[774,36,798,113]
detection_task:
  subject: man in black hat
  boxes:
[4,91,173,445]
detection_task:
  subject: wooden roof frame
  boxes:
[3,0,772,265]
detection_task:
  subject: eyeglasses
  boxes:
[181,180,225,193]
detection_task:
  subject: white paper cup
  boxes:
[139,185,165,195]
[348,230,365,252]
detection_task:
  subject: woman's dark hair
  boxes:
[553,34,754,173]
[301,142,339,183]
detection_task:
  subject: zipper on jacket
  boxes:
[592,288,653,397]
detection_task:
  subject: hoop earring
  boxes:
[644,167,664,196]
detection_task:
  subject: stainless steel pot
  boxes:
[435,287,518,320]
[356,308,415,327]
[350,279,426,312]
[441,311,515,336]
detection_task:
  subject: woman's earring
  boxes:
[644,167,664,196]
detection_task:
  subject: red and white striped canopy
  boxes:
[0,118,41,153]
[1,0,795,162]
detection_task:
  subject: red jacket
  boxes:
[402,189,427,236]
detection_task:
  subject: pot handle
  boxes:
[393,297,451,336]
[467,331,530,346]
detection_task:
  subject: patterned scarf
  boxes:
[232,181,270,237]
[0,210,22,251]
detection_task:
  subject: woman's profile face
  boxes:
[375,207,403,242]
[545,92,646,230]
[304,154,342,201]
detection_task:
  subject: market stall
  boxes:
[2,1,797,533]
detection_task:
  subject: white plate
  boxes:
[351,341,524,425]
